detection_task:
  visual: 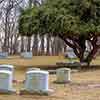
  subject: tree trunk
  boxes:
[40,35,45,55]
[53,37,62,55]
[46,34,50,55]
[32,34,38,56]
[27,37,31,52]
[21,36,24,52]
[13,35,19,54]
[58,33,100,66]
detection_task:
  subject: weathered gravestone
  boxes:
[67,47,77,63]
[0,70,16,93]
[0,52,8,59]
[0,64,16,83]
[21,52,33,59]
[0,64,14,72]
[56,68,71,83]
[20,70,52,95]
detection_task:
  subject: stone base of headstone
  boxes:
[19,89,53,95]
[0,89,16,94]
[54,80,71,84]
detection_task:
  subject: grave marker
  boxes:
[0,64,14,72]
[21,52,33,59]
[56,68,71,83]
[67,47,77,63]
[0,70,15,93]
[0,52,8,59]
[20,70,52,95]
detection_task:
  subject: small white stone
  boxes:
[56,68,71,83]
[0,52,8,59]
[21,52,33,59]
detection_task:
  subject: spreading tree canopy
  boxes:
[19,0,100,65]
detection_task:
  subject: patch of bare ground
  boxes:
[0,56,100,100]
[0,69,99,100]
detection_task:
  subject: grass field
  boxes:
[0,55,99,69]
[1,69,100,100]
[0,56,100,100]
[0,56,75,70]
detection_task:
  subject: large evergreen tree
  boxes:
[19,0,100,65]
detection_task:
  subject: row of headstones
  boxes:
[0,65,71,95]
[0,49,78,59]
[0,52,33,59]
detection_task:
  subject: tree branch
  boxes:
[58,33,80,58]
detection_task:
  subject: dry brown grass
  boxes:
[0,55,98,70]
[0,56,99,100]
[0,69,100,100]
[0,55,78,70]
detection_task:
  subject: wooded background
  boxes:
[0,0,67,55]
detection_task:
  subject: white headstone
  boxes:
[56,68,71,83]
[0,70,13,91]
[24,70,49,92]
[0,65,14,72]
[0,65,14,82]
[67,47,76,58]
[85,40,92,52]
[67,47,77,63]
[21,52,33,59]
[0,52,8,59]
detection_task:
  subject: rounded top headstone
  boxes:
[56,68,71,71]
[0,64,14,72]
[26,70,49,74]
[0,64,14,68]
[56,68,71,83]
[0,70,12,74]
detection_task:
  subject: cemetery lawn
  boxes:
[0,56,100,99]
[0,55,99,69]
[0,69,99,100]
[0,56,77,70]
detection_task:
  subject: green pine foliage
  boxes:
[18,0,100,64]
[19,0,100,37]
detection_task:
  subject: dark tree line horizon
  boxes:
[0,0,67,56]
[19,0,100,65]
